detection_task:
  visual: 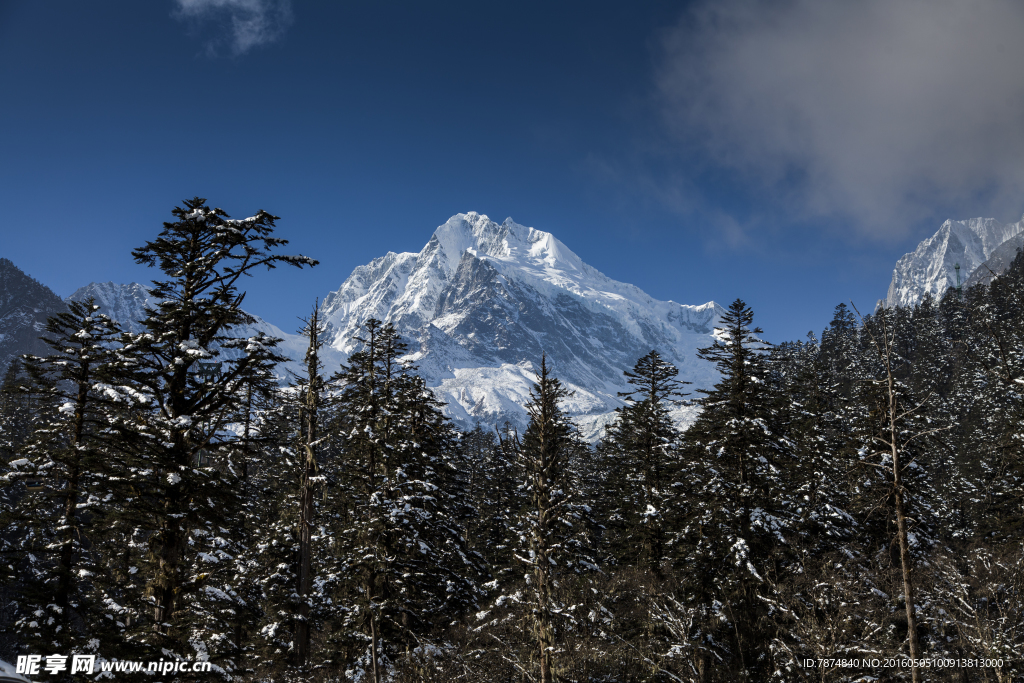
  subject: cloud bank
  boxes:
[175,0,292,56]
[657,0,1024,238]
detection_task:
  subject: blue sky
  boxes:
[3,1,1024,343]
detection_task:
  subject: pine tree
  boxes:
[457,426,519,574]
[962,249,1024,539]
[678,298,790,680]
[105,197,317,663]
[852,303,948,682]
[0,361,32,462]
[330,319,478,680]
[294,304,327,666]
[0,300,144,654]
[601,350,689,573]
[499,355,597,683]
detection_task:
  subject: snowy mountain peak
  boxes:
[426,212,585,277]
[321,212,722,438]
[885,214,1024,308]
[68,281,156,333]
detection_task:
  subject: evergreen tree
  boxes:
[852,303,948,681]
[247,303,344,677]
[0,361,32,462]
[294,304,328,667]
[963,249,1024,539]
[105,197,317,663]
[678,298,791,680]
[0,301,140,655]
[330,319,477,681]
[769,333,856,551]
[457,426,520,575]
[601,350,689,573]
[498,356,597,683]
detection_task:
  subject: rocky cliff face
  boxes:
[66,281,155,333]
[321,212,722,436]
[884,216,1024,308]
[963,233,1024,290]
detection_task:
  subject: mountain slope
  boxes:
[0,259,69,376]
[66,281,153,332]
[321,212,723,435]
[885,216,1024,308]
[963,233,1024,289]
[67,281,340,380]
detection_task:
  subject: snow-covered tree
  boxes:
[0,300,142,654]
[601,350,689,574]
[490,356,599,683]
[103,197,317,664]
[677,298,793,680]
[329,319,478,681]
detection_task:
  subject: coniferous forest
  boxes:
[2,199,1023,682]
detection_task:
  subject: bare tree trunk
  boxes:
[296,305,322,667]
[370,611,380,683]
[151,364,192,631]
[857,304,922,682]
[535,513,554,683]
[889,378,921,681]
[55,372,89,635]
[235,385,252,653]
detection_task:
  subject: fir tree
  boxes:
[852,303,948,681]
[500,355,597,683]
[0,300,144,655]
[106,197,317,663]
[678,298,790,680]
[601,350,689,573]
[294,303,327,667]
[330,319,478,681]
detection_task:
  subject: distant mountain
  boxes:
[884,216,1024,308]
[0,258,68,376]
[963,233,1024,290]
[321,212,722,437]
[66,281,155,333]
[67,281,341,380]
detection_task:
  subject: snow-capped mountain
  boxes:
[66,281,155,333]
[0,259,68,376]
[884,216,1024,308]
[67,282,341,380]
[322,212,722,437]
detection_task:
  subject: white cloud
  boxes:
[656,0,1024,238]
[175,0,292,56]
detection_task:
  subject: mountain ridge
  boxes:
[884,215,1024,308]
[1,212,721,440]
[0,258,69,376]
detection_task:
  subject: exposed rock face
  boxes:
[0,258,68,376]
[884,216,1024,308]
[321,212,723,437]
[963,233,1024,290]
[67,281,155,333]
